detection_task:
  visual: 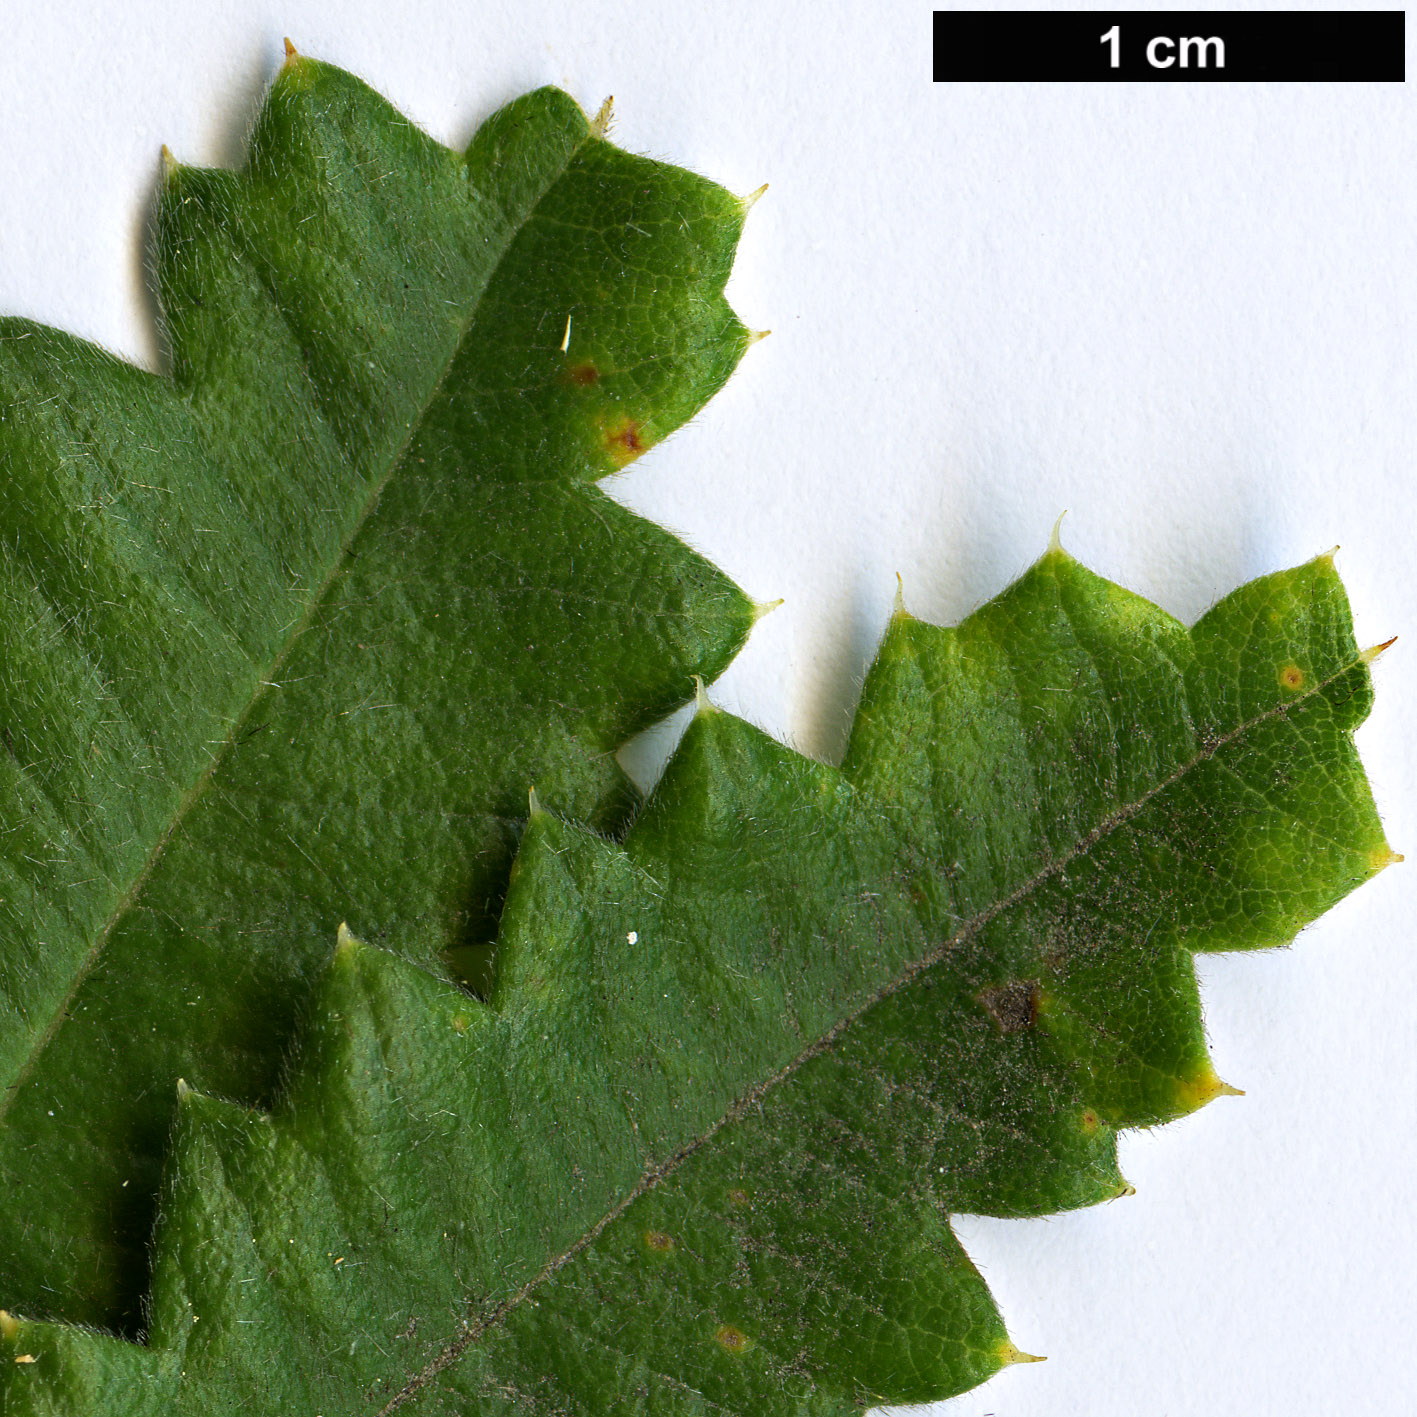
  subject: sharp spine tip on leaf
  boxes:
[590,97,614,138]
[283,37,299,61]
[750,597,784,625]
[1316,544,1341,564]
[741,182,769,211]
[175,1077,192,1102]
[693,675,714,715]
[1175,1062,1241,1111]
[746,327,771,347]
[997,1341,1046,1367]
[1115,1179,1137,1198]
[335,921,361,955]
[1047,511,1068,556]
[1361,635,1398,664]
[528,785,544,817]
[892,573,909,620]
[160,144,178,180]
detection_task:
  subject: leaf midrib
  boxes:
[375,653,1359,1413]
[0,115,597,1130]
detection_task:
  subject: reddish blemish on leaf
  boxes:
[566,362,600,386]
[979,979,1040,1034]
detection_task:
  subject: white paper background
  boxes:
[1,4,1412,1414]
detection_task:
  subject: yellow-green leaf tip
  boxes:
[741,182,769,212]
[996,1339,1046,1366]
[892,572,909,620]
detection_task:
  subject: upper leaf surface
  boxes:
[0,548,1390,1413]
[0,56,757,1326]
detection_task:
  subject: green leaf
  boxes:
[0,541,1391,1413]
[0,53,761,1329]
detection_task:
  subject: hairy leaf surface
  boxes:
[0,54,759,1328]
[0,544,1391,1413]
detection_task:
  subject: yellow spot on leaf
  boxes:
[451,1014,469,1035]
[1278,664,1305,691]
[13,1353,35,1365]
[601,415,649,468]
[727,1187,750,1207]
[1080,1107,1101,1135]
[0,1311,17,1340]
[714,1324,751,1354]
[644,1229,675,1254]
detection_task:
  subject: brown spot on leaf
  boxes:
[727,1188,750,1208]
[980,979,1040,1034]
[566,361,599,386]
[644,1229,675,1254]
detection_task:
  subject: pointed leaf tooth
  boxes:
[589,95,614,137]
[997,1340,1047,1366]
[892,569,909,618]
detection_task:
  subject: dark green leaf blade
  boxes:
[1,546,1389,1412]
[0,58,759,1328]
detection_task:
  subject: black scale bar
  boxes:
[934,11,1405,81]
